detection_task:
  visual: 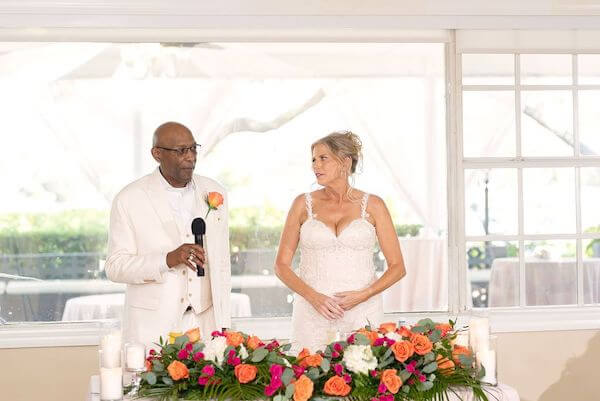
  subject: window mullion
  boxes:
[448,35,464,314]
[573,54,585,306]
[515,53,527,307]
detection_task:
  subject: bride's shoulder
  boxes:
[290,193,311,210]
[363,193,386,211]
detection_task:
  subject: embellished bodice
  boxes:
[297,192,377,295]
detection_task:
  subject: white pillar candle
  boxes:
[100,367,123,400]
[125,343,146,370]
[101,332,122,368]
[469,318,489,354]
[101,331,122,350]
[476,349,497,385]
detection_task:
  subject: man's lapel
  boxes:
[192,176,218,266]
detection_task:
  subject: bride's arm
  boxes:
[275,195,344,320]
[334,195,406,310]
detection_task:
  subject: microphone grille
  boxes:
[191,217,206,235]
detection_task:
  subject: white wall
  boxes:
[0,330,598,401]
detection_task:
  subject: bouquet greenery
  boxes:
[138,319,489,401]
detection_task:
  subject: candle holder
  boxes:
[99,350,123,401]
[124,342,146,398]
[468,316,490,355]
[476,335,497,386]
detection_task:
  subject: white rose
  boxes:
[239,344,249,360]
[204,336,228,366]
[342,345,378,375]
[384,332,402,342]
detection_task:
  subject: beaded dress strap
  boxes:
[304,193,314,219]
[360,193,370,219]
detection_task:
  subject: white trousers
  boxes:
[179,305,217,339]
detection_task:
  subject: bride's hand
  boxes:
[308,292,345,320]
[333,290,369,311]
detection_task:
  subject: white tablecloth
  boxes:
[88,375,519,401]
[382,238,448,312]
[489,257,600,306]
[62,292,252,321]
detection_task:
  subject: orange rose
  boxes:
[246,335,262,350]
[379,322,397,333]
[293,375,314,401]
[435,323,452,337]
[226,331,244,347]
[452,345,472,365]
[323,376,351,396]
[167,360,189,381]
[411,334,433,355]
[298,350,322,368]
[297,348,310,363]
[381,369,402,394]
[303,354,323,368]
[145,360,152,372]
[436,354,455,375]
[358,329,379,345]
[185,327,201,343]
[207,192,224,209]
[396,326,413,339]
[234,364,258,383]
[390,340,415,362]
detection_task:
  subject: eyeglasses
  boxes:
[155,144,201,156]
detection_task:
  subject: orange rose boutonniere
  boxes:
[205,192,224,218]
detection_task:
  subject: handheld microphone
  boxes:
[191,217,206,277]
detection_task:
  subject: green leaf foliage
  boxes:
[251,348,268,363]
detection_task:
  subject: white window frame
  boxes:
[2,27,600,348]
[454,48,600,329]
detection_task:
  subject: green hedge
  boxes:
[0,209,422,255]
[0,224,422,255]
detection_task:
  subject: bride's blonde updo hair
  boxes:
[311,130,363,175]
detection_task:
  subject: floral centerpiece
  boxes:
[137,319,489,401]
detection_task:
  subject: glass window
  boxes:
[0,42,448,327]
[461,52,600,308]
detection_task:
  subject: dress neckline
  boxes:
[308,217,374,239]
[302,191,372,239]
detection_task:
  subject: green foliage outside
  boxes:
[0,209,422,255]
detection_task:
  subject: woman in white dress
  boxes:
[275,131,406,352]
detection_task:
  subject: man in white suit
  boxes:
[105,121,231,348]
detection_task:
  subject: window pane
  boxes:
[465,168,518,236]
[520,54,572,85]
[521,91,573,156]
[578,54,600,85]
[524,240,576,306]
[523,168,576,234]
[582,239,600,305]
[578,90,600,156]
[462,54,514,85]
[467,241,519,308]
[462,91,516,157]
[0,42,448,325]
[581,167,600,233]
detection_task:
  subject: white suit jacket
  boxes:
[105,168,231,347]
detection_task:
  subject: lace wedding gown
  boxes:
[289,192,384,352]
